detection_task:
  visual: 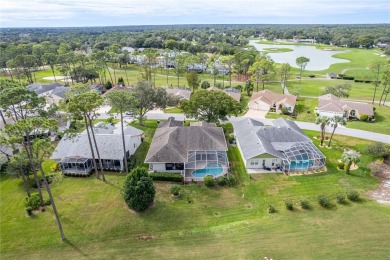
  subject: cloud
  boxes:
[1,0,389,27]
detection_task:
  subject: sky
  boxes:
[0,0,389,28]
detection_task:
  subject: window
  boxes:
[250,160,259,166]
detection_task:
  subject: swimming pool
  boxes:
[192,163,223,177]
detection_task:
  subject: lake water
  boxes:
[249,40,349,71]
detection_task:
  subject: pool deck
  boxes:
[184,163,229,182]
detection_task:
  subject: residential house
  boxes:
[46,86,70,105]
[316,94,374,120]
[207,87,241,102]
[145,118,229,181]
[233,118,326,173]
[162,87,192,100]
[209,64,229,75]
[187,63,207,73]
[248,89,297,113]
[51,122,143,175]
[28,82,70,105]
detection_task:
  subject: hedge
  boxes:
[149,172,183,182]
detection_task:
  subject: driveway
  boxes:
[244,109,268,119]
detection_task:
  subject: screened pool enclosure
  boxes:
[280,142,326,172]
[184,151,229,180]
[59,157,93,174]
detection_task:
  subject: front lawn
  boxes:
[1,122,390,259]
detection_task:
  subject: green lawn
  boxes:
[1,120,390,259]
[163,107,183,114]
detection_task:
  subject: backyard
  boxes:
[1,120,390,259]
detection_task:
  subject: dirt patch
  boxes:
[136,234,157,241]
[368,158,390,205]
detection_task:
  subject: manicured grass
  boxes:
[263,47,293,53]
[163,107,183,114]
[1,121,390,259]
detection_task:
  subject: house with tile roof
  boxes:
[248,89,297,113]
[51,122,143,175]
[233,117,326,173]
[316,94,374,120]
[145,119,229,180]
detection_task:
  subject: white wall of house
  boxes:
[127,135,142,157]
[246,157,282,169]
[248,100,270,111]
[150,163,183,173]
[318,110,343,118]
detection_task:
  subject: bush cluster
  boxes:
[149,172,183,182]
[335,193,346,204]
[317,194,330,208]
[226,175,236,187]
[217,176,227,186]
[338,161,345,170]
[359,114,368,122]
[25,193,41,210]
[204,175,215,187]
[170,184,181,196]
[300,199,311,209]
[268,204,276,213]
[285,200,294,211]
[123,167,156,212]
[347,190,360,202]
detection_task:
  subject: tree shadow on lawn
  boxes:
[64,238,89,258]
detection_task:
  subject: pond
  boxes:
[249,40,350,71]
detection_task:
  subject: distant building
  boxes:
[326,73,338,79]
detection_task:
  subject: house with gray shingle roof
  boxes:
[28,83,69,105]
[233,118,325,173]
[207,86,241,102]
[51,122,143,175]
[145,120,229,180]
[316,94,374,120]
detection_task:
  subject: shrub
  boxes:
[149,172,183,182]
[342,76,354,80]
[44,198,51,206]
[368,161,383,176]
[285,200,294,211]
[364,143,390,159]
[201,80,211,89]
[335,193,346,204]
[217,176,227,186]
[359,114,368,122]
[123,167,156,212]
[25,207,33,216]
[347,190,360,202]
[226,175,236,187]
[170,184,181,196]
[25,193,41,210]
[300,199,311,209]
[228,133,235,143]
[281,107,290,115]
[268,204,276,213]
[338,161,345,170]
[317,194,330,208]
[308,74,316,78]
[204,175,215,187]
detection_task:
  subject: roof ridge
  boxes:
[199,127,227,150]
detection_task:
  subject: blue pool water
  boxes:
[290,160,314,171]
[192,163,223,177]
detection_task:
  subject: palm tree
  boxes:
[341,150,361,174]
[315,116,330,146]
[106,90,137,173]
[327,116,346,147]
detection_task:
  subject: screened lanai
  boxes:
[280,142,326,172]
[185,151,229,179]
[59,157,93,175]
